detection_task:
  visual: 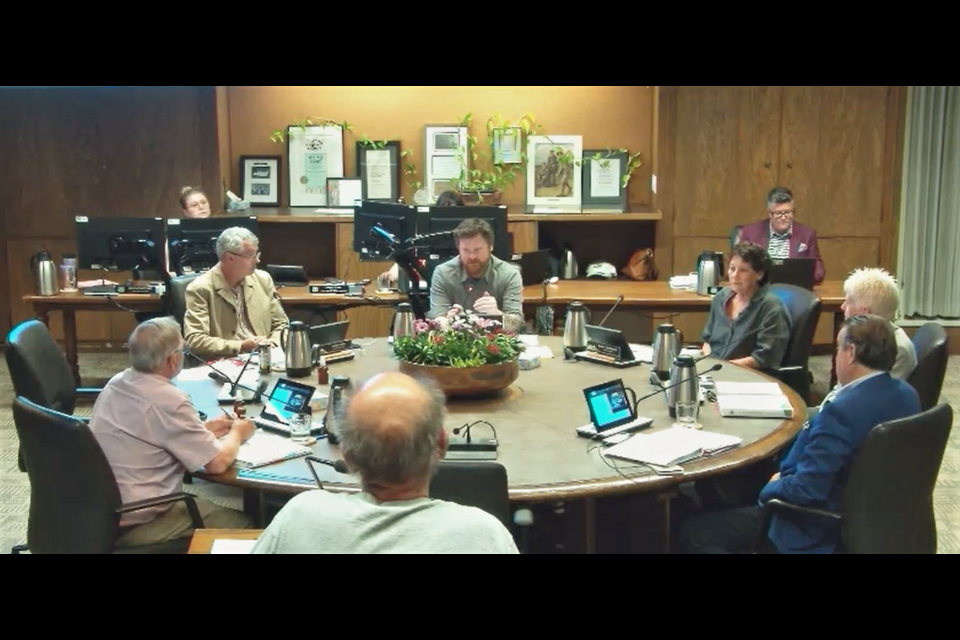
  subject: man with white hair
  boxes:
[251,372,519,554]
[818,267,917,409]
[183,226,289,359]
[89,317,256,548]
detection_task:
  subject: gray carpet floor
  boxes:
[2,352,958,553]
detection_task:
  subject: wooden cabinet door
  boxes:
[673,86,783,243]
[779,86,889,238]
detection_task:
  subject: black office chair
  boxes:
[168,273,201,328]
[4,319,103,472]
[768,284,821,404]
[429,461,534,553]
[906,322,948,412]
[11,396,205,554]
[755,403,952,554]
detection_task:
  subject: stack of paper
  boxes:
[234,431,313,469]
[602,426,742,467]
[713,381,794,418]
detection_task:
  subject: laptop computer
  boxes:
[576,379,653,440]
[574,325,642,368]
[769,258,816,290]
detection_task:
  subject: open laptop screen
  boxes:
[584,379,634,432]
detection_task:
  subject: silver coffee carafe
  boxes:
[30,251,59,296]
[651,323,683,382]
[393,302,416,338]
[563,301,589,351]
[281,321,320,378]
[666,354,699,418]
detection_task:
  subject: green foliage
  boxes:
[393,308,524,368]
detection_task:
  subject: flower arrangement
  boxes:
[393,305,525,368]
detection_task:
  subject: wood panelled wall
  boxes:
[656,86,906,347]
[0,86,221,342]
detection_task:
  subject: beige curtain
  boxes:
[898,86,960,317]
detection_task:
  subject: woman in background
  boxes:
[180,186,212,218]
[701,241,791,373]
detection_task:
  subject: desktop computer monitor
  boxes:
[75,215,166,277]
[353,200,418,261]
[415,205,511,261]
[166,216,259,275]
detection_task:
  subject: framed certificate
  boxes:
[326,177,363,208]
[239,155,281,207]
[356,141,401,202]
[581,149,628,212]
[287,124,344,207]
[424,125,468,199]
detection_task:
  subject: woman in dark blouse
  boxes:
[701,242,791,372]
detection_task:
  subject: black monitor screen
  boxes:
[417,205,511,261]
[353,201,418,261]
[167,216,259,275]
[75,216,166,273]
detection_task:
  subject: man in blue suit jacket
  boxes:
[679,314,921,554]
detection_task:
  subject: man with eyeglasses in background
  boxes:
[737,187,825,285]
[184,227,289,358]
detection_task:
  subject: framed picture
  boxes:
[326,177,363,208]
[581,149,628,212]
[492,127,523,164]
[287,124,345,207]
[356,141,401,202]
[525,135,583,209]
[424,125,468,200]
[239,156,281,206]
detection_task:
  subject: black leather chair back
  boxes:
[768,284,821,400]
[840,403,952,554]
[429,461,511,528]
[13,396,123,554]
[906,323,948,412]
[5,319,78,415]
[168,273,201,328]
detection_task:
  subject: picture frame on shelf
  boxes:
[326,177,363,208]
[287,124,345,207]
[525,135,583,212]
[239,155,281,207]
[581,149,628,212]
[356,140,401,202]
[424,125,468,200]
[492,127,523,165]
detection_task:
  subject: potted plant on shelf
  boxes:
[454,112,542,205]
[393,305,525,398]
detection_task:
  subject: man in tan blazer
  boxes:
[183,227,289,359]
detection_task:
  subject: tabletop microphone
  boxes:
[598,295,624,327]
[184,350,268,403]
[305,456,350,490]
[632,363,723,412]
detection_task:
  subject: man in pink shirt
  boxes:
[89,317,256,548]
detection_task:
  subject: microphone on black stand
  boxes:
[184,350,268,404]
[631,363,723,413]
[305,456,350,490]
[598,295,624,327]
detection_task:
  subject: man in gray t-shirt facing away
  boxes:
[251,372,519,554]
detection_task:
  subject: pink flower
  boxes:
[414,320,431,334]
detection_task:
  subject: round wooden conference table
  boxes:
[179,336,807,553]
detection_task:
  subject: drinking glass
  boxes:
[676,400,701,429]
[289,412,312,443]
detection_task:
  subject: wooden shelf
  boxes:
[247,205,662,224]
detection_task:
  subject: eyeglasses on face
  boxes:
[769,209,795,219]
[229,251,261,261]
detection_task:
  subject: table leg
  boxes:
[829,311,843,387]
[63,310,81,387]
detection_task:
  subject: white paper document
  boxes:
[602,426,742,468]
[714,381,784,396]
[210,539,257,554]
